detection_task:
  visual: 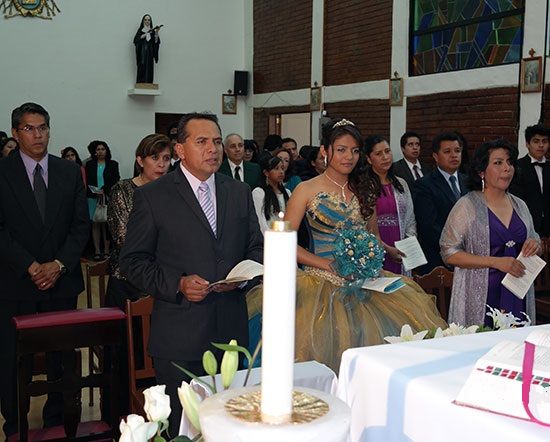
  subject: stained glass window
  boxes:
[411,1,525,75]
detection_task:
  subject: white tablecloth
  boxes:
[337,325,550,442]
[180,361,337,436]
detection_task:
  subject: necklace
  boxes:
[324,172,348,200]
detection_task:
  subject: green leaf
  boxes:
[153,436,167,442]
[212,342,252,363]
[172,435,194,442]
[171,361,215,394]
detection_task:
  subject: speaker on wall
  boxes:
[234,71,249,96]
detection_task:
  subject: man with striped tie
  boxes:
[120,112,263,436]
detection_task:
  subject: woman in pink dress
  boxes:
[364,135,416,275]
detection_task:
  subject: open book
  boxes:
[207,260,263,289]
[454,329,550,422]
[361,277,404,293]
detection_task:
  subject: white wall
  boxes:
[0,0,250,178]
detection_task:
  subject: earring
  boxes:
[266,176,269,185]
[481,177,485,192]
[324,156,328,168]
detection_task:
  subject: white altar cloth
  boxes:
[337,324,550,442]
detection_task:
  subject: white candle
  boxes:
[261,218,297,424]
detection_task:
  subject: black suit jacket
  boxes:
[413,168,468,273]
[509,156,550,237]
[120,168,263,360]
[85,159,120,198]
[0,152,90,300]
[392,158,432,191]
[218,159,262,189]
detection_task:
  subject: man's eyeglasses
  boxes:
[17,125,50,134]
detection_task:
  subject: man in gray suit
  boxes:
[120,113,263,435]
[392,131,432,191]
[0,103,90,438]
[218,133,261,188]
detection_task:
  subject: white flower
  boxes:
[486,305,531,330]
[178,381,202,433]
[442,323,478,336]
[384,324,428,343]
[221,339,239,388]
[119,414,158,442]
[432,327,445,339]
[143,384,171,423]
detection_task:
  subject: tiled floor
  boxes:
[0,263,104,438]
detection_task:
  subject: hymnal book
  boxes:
[501,253,547,299]
[361,277,405,293]
[454,329,550,422]
[207,260,263,289]
[394,236,427,271]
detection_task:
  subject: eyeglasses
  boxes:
[17,125,50,134]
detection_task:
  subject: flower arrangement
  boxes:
[384,306,531,344]
[330,228,385,280]
[119,339,258,442]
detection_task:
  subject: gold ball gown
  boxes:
[247,192,447,372]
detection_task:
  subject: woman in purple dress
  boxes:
[364,135,415,275]
[441,140,540,326]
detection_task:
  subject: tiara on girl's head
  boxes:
[332,118,356,128]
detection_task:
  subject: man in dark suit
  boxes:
[218,133,261,188]
[120,113,263,435]
[0,103,90,438]
[510,124,550,237]
[392,131,432,191]
[413,131,468,274]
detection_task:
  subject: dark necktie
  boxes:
[412,164,421,180]
[449,175,461,201]
[34,163,47,221]
[234,166,241,181]
[533,162,545,167]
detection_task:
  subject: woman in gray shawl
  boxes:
[440,139,540,327]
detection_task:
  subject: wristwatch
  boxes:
[54,259,67,275]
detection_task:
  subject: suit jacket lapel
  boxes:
[433,168,456,203]
[6,153,43,227]
[173,168,217,238]
[458,173,468,196]
[401,160,415,184]
[43,156,64,235]
[215,173,227,238]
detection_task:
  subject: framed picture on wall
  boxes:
[222,94,237,114]
[521,56,542,93]
[389,77,403,106]
[310,87,321,111]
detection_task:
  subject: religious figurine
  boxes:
[133,14,162,85]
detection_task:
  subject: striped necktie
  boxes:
[34,163,47,222]
[449,175,461,201]
[198,181,216,236]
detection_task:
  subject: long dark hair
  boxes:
[277,148,296,182]
[363,134,404,196]
[259,154,289,220]
[321,118,377,220]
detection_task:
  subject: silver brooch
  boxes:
[505,240,516,248]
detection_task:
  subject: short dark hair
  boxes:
[431,131,462,153]
[468,139,518,191]
[282,137,296,145]
[87,140,112,161]
[135,134,172,173]
[11,102,50,129]
[524,124,550,143]
[263,134,283,152]
[364,134,404,194]
[177,112,221,143]
[400,131,421,148]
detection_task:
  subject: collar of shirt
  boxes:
[20,150,49,188]
[179,163,217,203]
[228,159,244,178]
[438,167,460,192]
[528,153,547,165]
[404,158,421,172]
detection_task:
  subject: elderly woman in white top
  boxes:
[440,139,540,327]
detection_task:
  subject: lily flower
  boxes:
[384,324,428,343]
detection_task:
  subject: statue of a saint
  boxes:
[133,14,161,84]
